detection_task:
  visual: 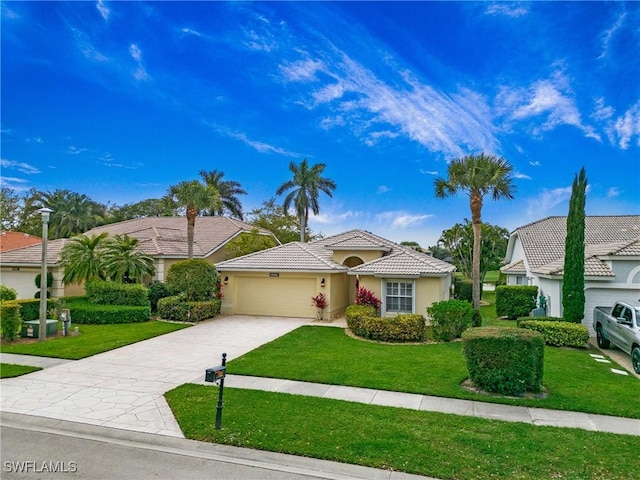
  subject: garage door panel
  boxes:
[235,277,316,318]
[584,287,640,333]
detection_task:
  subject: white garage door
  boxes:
[235,276,317,318]
[584,287,640,334]
[0,269,38,299]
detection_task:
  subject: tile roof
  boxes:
[0,217,274,265]
[0,231,42,252]
[509,215,640,278]
[502,259,526,274]
[217,229,455,276]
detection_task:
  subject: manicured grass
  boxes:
[228,325,640,419]
[0,321,190,359]
[0,363,42,378]
[166,385,638,480]
[483,270,500,284]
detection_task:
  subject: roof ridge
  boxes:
[297,242,340,269]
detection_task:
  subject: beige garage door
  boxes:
[0,269,38,299]
[235,276,316,318]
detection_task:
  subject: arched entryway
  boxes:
[343,256,364,303]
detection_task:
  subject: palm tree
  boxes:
[275,159,336,242]
[27,189,106,239]
[60,233,108,285]
[434,153,515,309]
[199,169,247,219]
[101,234,155,283]
[166,180,220,258]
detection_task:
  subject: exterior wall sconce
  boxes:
[223,276,229,284]
[320,278,326,287]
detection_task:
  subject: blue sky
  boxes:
[1,1,639,246]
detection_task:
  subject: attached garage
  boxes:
[584,286,640,333]
[234,276,317,318]
[0,267,39,299]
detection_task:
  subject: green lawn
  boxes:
[166,385,638,480]
[228,325,640,419]
[0,363,42,378]
[0,321,190,359]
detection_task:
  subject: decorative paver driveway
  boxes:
[1,316,317,437]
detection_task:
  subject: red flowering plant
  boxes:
[311,292,329,321]
[215,279,224,300]
[355,287,381,310]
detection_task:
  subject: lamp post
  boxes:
[37,207,53,342]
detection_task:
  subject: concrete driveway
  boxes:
[1,316,320,437]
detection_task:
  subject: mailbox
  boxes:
[205,365,226,383]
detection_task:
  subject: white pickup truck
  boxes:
[593,301,640,374]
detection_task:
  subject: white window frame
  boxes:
[382,279,415,315]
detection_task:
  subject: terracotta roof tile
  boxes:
[0,231,42,252]
[501,259,526,274]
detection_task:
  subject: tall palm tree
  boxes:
[434,153,515,309]
[199,169,247,219]
[275,159,336,242]
[26,189,106,239]
[60,233,108,285]
[166,180,220,258]
[101,234,155,283]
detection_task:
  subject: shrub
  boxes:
[495,285,538,319]
[165,259,218,301]
[34,272,54,289]
[85,280,149,306]
[15,298,56,321]
[518,320,590,347]
[148,281,171,313]
[453,277,472,303]
[360,314,426,342]
[462,327,545,395]
[69,299,150,324]
[157,295,221,322]
[0,285,17,301]
[426,299,475,342]
[345,305,376,334]
[354,287,381,310]
[1,301,21,341]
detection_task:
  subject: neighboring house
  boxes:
[501,215,640,331]
[0,231,42,252]
[216,229,456,320]
[0,217,276,299]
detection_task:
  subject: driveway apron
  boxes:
[1,316,313,437]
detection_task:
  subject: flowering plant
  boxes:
[311,292,328,309]
[354,287,381,309]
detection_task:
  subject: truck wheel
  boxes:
[632,347,640,374]
[596,326,610,349]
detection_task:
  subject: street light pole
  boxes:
[37,207,53,342]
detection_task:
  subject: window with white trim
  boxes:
[385,281,413,313]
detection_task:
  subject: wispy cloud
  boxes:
[280,59,325,82]
[96,0,110,21]
[377,185,390,194]
[485,2,529,18]
[1,159,40,174]
[376,211,433,229]
[67,146,87,155]
[495,69,599,141]
[526,186,572,216]
[1,4,18,20]
[420,169,438,175]
[98,153,143,169]
[607,187,621,198]
[26,136,44,144]
[180,27,203,38]
[69,26,109,62]
[213,125,299,157]
[0,176,30,191]
[514,171,531,180]
[311,210,358,225]
[129,43,150,81]
[598,11,626,60]
[529,160,541,167]
[609,100,640,149]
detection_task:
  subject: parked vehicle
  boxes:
[593,301,640,374]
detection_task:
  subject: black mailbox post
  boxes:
[204,353,227,430]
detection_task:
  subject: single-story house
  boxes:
[0,217,276,299]
[501,215,640,331]
[0,231,42,252]
[216,229,456,320]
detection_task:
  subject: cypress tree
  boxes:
[562,167,587,323]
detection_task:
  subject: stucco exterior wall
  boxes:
[327,272,349,319]
[332,250,383,265]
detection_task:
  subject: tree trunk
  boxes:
[300,209,307,242]
[187,205,196,259]
[470,193,483,309]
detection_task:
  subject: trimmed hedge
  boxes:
[148,281,171,313]
[345,305,425,342]
[68,300,150,324]
[165,259,219,302]
[14,298,56,321]
[517,316,564,323]
[157,295,221,322]
[462,327,545,395]
[495,285,538,319]
[426,299,475,342]
[453,277,484,302]
[86,280,150,306]
[1,285,18,301]
[517,319,590,347]
[1,301,22,341]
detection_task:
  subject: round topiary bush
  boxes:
[165,259,219,302]
[462,327,545,396]
[1,284,18,301]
